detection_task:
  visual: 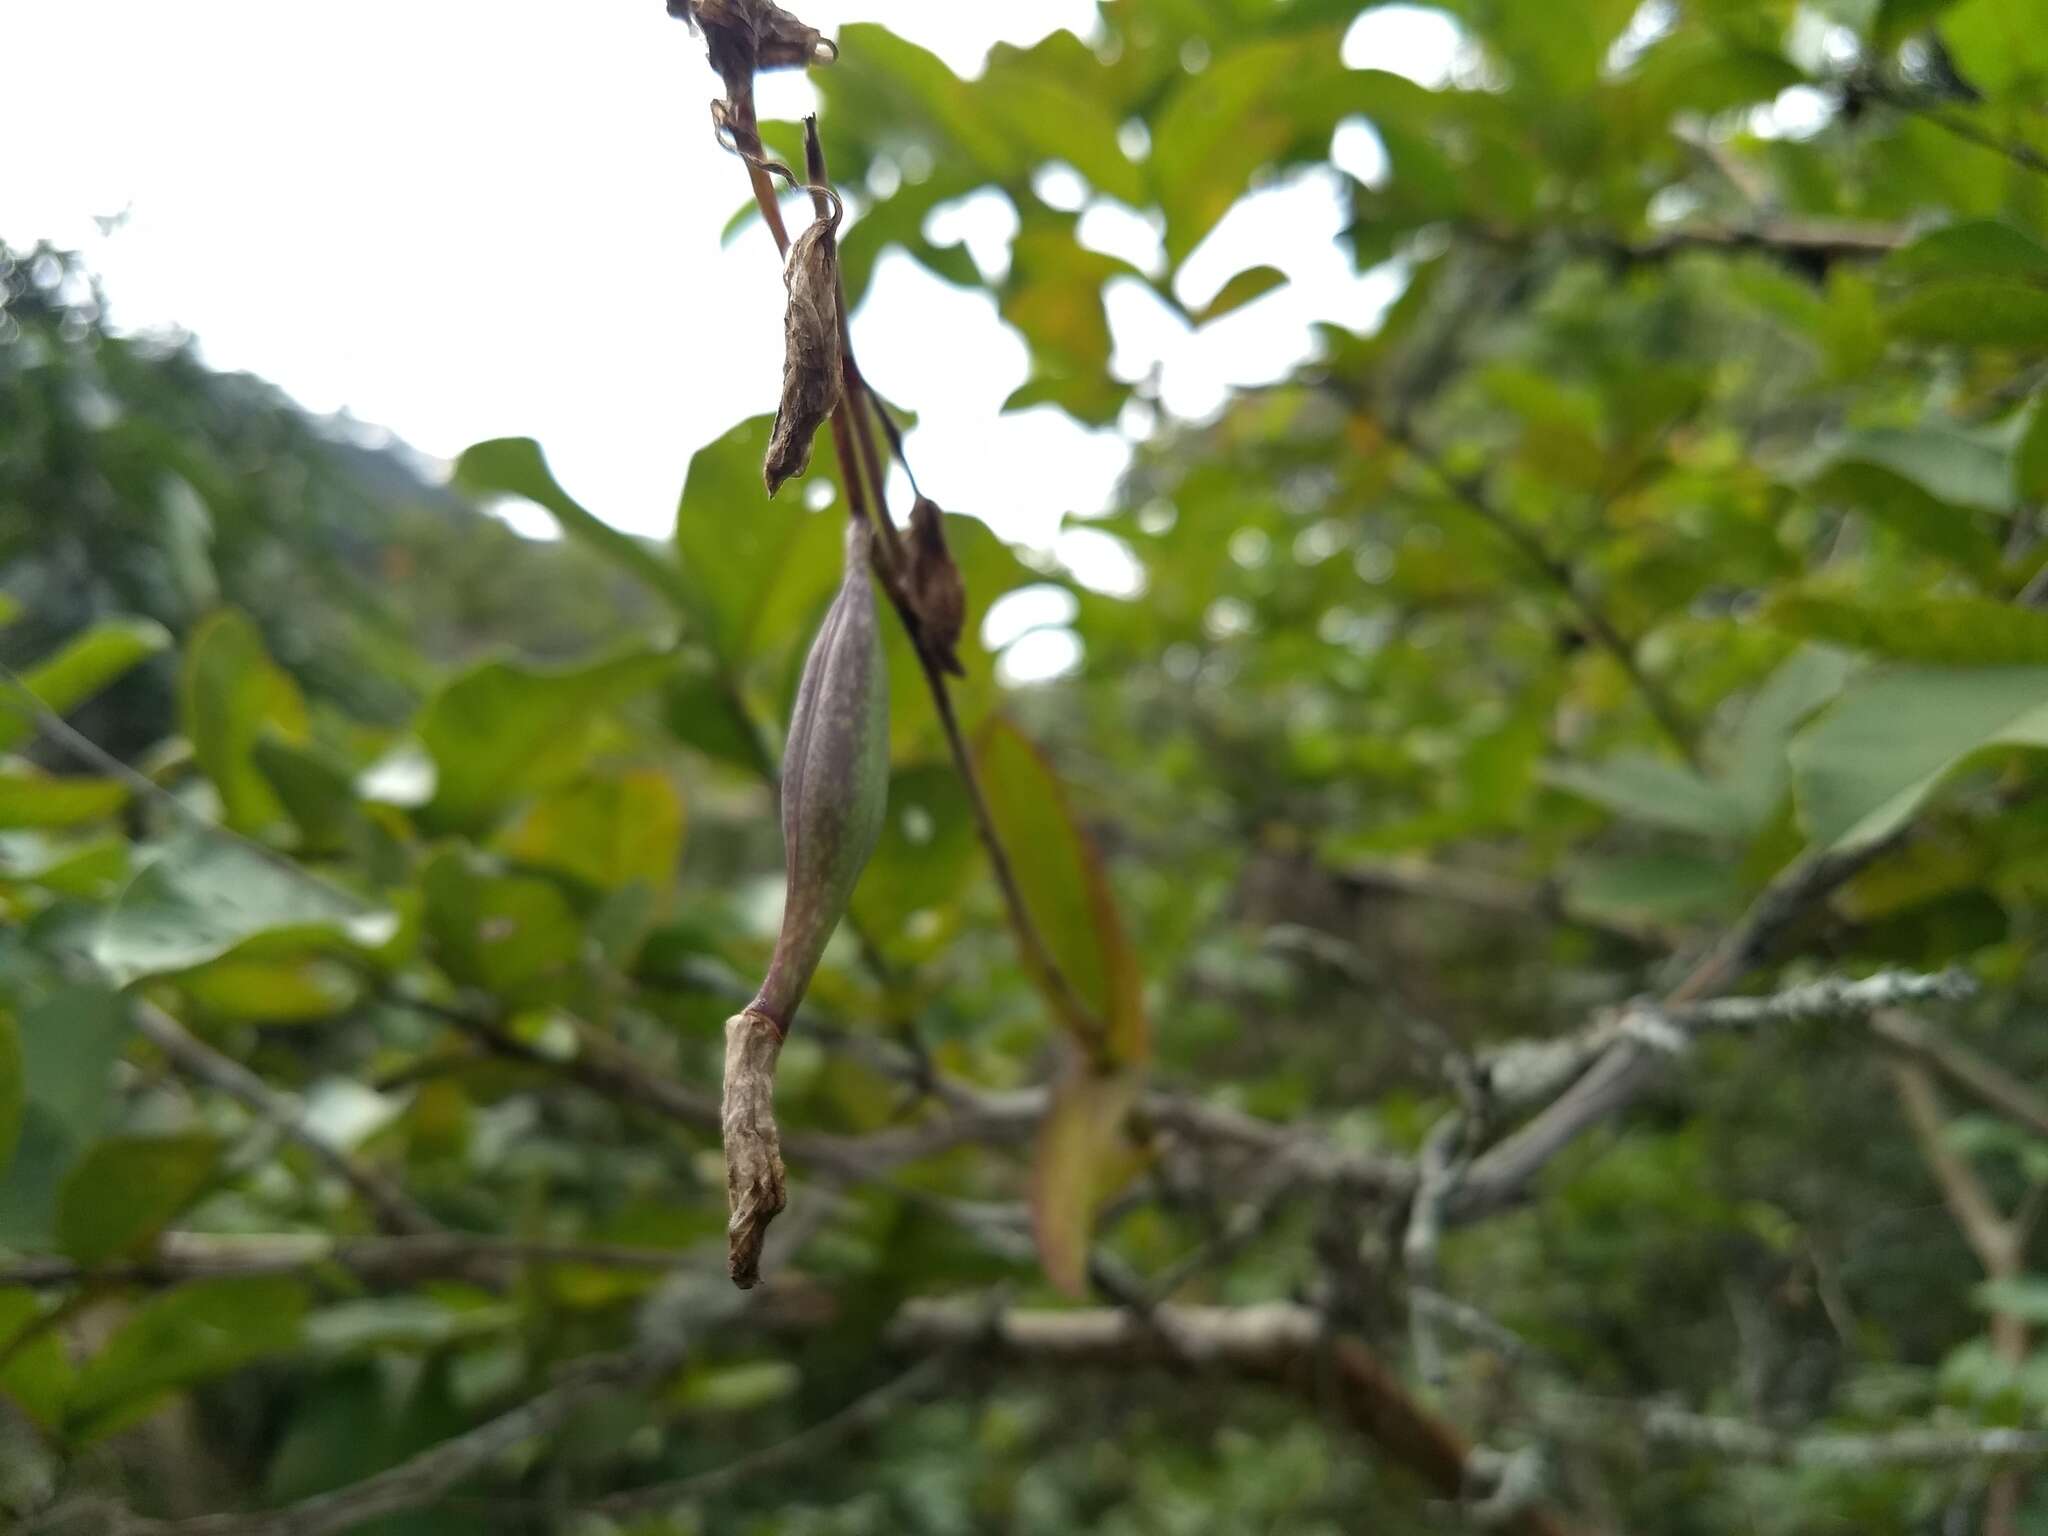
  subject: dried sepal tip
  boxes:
[722,1007,787,1289]
[907,496,968,676]
[764,214,844,497]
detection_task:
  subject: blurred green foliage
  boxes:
[5,0,2048,1531]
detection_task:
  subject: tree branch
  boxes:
[1870,1009,2048,1142]
[1637,1409,2048,1468]
[0,1231,696,1291]
[133,1003,437,1237]
[886,1300,1575,1536]
[1454,837,1905,1218]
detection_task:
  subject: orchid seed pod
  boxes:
[724,515,889,1287]
[763,212,844,497]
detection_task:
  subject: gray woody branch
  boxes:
[1637,1410,2048,1469]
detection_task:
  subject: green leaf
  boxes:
[1767,591,2048,665]
[1195,265,1289,325]
[1886,221,2048,283]
[304,1297,515,1357]
[66,1276,308,1443]
[55,1133,221,1265]
[0,767,128,830]
[417,650,673,833]
[0,617,170,751]
[1824,425,2016,515]
[823,23,1022,181]
[1889,281,2048,349]
[1790,666,2048,848]
[497,769,686,896]
[663,650,771,772]
[455,438,697,613]
[0,832,131,899]
[0,988,130,1247]
[1874,0,1968,45]
[676,1360,802,1414]
[421,845,583,995]
[973,717,1146,1064]
[849,766,979,943]
[1564,854,1743,927]
[0,1288,76,1429]
[2019,393,2048,506]
[1000,225,1142,411]
[980,57,1145,204]
[1805,458,2004,579]
[181,610,309,834]
[671,417,845,670]
[1032,1064,1142,1298]
[94,834,398,987]
[1544,755,1753,839]
[177,958,361,1024]
[0,1013,22,1183]
[1719,646,1859,827]
[251,736,359,854]
[1152,32,1345,265]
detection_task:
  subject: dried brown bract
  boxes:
[675,0,835,80]
[764,213,844,497]
[907,496,968,676]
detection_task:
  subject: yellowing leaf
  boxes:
[498,769,686,896]
[1031,1064,1143,1298]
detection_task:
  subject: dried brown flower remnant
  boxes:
[724,519,889,1287]
[672,0,836,76]
[722,1008,786,1289]
[908,496,968,676]
[764,213,843,497]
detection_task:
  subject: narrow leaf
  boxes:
[973,717,1146,1064]
[1031,1064,1142,1297]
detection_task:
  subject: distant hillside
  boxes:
[1,243,659,751]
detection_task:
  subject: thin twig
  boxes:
[0,1231,693,1290]
[1388,424,1700,766]
[1882,90,2048,181]
[1869,1010,2048,1142]
[133,1002,437,1236]
[99,1349,677,1536]
[588,1357,949,1518]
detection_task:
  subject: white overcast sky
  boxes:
[2,2,1456,561]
